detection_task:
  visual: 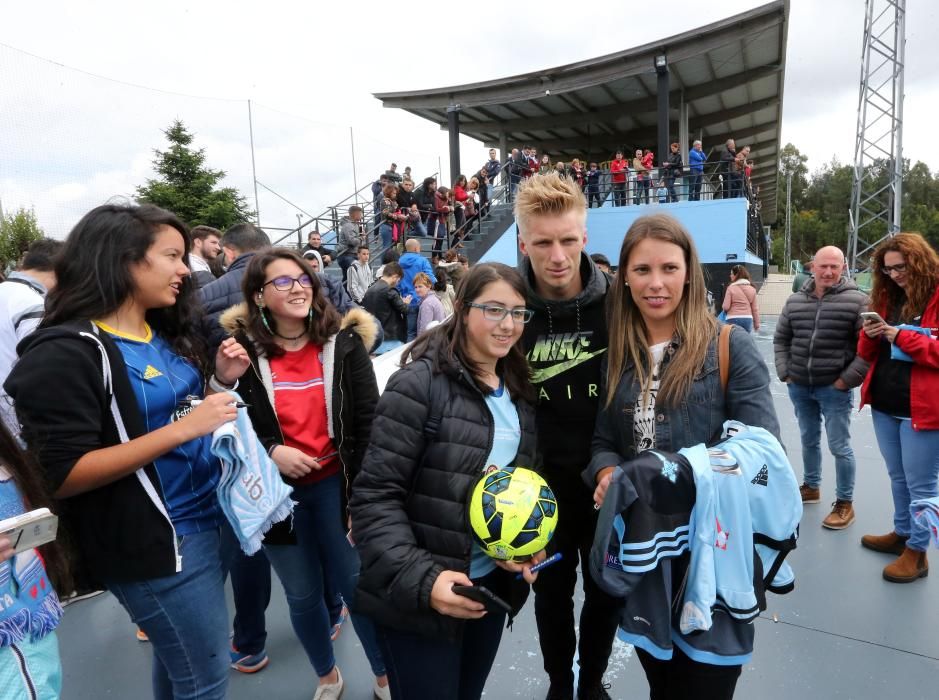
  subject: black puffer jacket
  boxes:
[351,343,539,640]
[220,305,378,539]
[773,276,870,387]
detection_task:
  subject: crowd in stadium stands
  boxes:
[0,140,889,700]
[349,138,758,272]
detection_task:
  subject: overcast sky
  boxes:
[1,0,936,238]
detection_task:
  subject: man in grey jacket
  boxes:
[335,205,366,284]
[774,246,870,530]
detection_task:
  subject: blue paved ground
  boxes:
[58,318,939,699]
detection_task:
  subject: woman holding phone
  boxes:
[857,232,939,583]
[6,203,250,700]
[351,262,544,700]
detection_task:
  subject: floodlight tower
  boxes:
[848,0,905,274]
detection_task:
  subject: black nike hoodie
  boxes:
[521,253,610,499]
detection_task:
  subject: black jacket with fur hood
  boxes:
[220,304,379,538]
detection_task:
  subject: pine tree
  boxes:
[136,120,255,229]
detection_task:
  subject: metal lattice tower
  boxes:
[848,0,906,274]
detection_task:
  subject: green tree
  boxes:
[0,207,45,272]
[136,120,255,229]
[776,142,810,221]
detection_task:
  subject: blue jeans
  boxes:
[375,571,506,700]
[379,223,394,251]
[689,171,703,200]
[406,306,419,342]
[263,474,384,678]
[374,339,403,355]
[230,548,271,656]
[337,253,356,284]
[871,410,939,551]
[106,527,232,700]
[230,546,346,658]
[726,317,753,333]
[787,383,857,501]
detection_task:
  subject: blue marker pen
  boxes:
[516,552,563,579]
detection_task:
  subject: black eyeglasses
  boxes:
[263,275,313,291]
[466,302,533,324]
[881,263,907,275]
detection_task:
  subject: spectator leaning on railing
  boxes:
[688,140,706,201]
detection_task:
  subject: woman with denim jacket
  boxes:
[587,213,779,700]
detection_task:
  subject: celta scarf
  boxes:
[212,394,294,555]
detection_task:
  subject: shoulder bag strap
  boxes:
[718,323,734,393]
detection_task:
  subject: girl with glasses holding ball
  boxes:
[351,262,545,700]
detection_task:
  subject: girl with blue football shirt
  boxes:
[6,204,250,700]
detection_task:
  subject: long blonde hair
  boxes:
[605,213,717,408]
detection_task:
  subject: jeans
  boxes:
[406,306,419,342]
[409,219,428,237]
[612,182,627,206]
[337,253,356,285]
[665,177,678,202]
[374,339,404,355]
[427,217,446,254]
[230,549,272,656]
[787,382,857,501]
[637,647,741,700]
[689,171,703,200]
[871,410,939,551]
[379,223,394,251]
[726,317,753,333]
[263,474,384,678]
[375,572,506,700]
[587,190,603,208]
[533,494,621,691]
[106,527,232,700]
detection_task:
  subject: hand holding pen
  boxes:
[516,552,563,580]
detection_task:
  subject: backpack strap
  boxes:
[718,323,734,393]
[422,365,447,443]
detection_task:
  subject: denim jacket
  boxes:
[586,325,781,485]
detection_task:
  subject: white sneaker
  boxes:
[373,678,391,700]
[313,667,343,700]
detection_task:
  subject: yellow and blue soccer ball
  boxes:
[469,466,558,561]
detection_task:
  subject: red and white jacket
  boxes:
[858,285,939,430]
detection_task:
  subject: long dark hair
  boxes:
[240,248,341,357]
[404,263,534,403]
[0,420,71,594]
[42,203,206,366]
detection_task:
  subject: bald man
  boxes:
[398,238,436,341]
[774,246,870,530]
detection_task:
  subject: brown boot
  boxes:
[861,531,908,555]
[822,500,855,530]
[883,547,929,583]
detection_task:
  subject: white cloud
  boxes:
[0,0,936,238]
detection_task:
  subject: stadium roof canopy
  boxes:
[374,0,789,222]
